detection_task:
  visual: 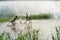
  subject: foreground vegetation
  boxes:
[0,30,39,40]
[0,14,53,22]
[52,26,60,40]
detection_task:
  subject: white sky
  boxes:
[0,1,60,15]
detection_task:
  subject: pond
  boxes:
[0,19,60,40]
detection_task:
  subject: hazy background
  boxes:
[0,1,60,18]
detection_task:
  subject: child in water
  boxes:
[9,16,19,26]
[9,16,22,32]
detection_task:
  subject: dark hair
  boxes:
[15,16,18,17]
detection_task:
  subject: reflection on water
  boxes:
[0,23,4,27]
[0,20,60,40]
[0,22,18,39]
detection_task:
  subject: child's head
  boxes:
[15,16,18,18]
[15,16,19,19]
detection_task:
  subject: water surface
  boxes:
[0,19,60,40]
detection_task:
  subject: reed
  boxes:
[52,26,60,40]
[0,29,39,40]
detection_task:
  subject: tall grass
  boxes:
[52,26,60,40]
[0,32,13,40]
[16,29,39,40]
[0,30,39,40]
[20,14,53,20]
[31,14,53,19]
[0,33,4,40]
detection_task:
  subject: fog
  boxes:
[0,1,60,17]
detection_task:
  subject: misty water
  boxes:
[0,19,60,40]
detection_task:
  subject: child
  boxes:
[9,16,19,26]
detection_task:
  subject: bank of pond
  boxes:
[0,14,53,22]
